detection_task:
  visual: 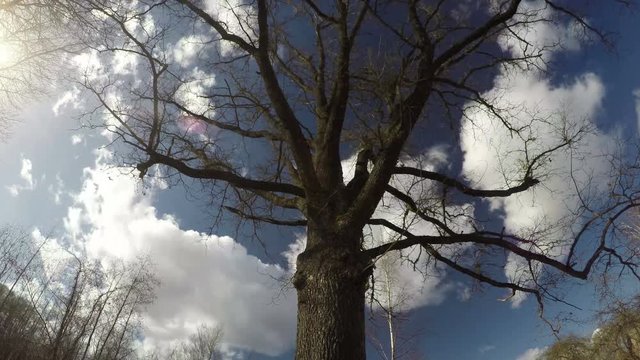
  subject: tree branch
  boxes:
[136,152,305,197]
[224,206,306,226]
[433,0,522,69]
[364,232,588,280]
[254,0,320,194]
[393,166,540,197]
[176,0,257,53]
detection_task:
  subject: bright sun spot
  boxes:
[0,42,17,67]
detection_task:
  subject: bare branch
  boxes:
[393,166,540,197]
[136,152,305,198]
[224,206,306,226]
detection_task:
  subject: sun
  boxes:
[0,42,17,67]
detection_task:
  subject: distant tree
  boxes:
[543,335,592,360]
[0,225,157,360]
[141,325,224,360]
[2,1,640,359]
[170,325,224,360]
[543,297,640,360]
[0,283,48,360]
[368,251,423,360]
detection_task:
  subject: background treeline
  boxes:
[0,226,223,360]
[544,297,640,360]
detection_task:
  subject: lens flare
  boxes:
[178,115,207,135]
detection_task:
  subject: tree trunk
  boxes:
[293,232,371,360]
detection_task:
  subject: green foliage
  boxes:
[543,335,591,360]
[544,298,640,360]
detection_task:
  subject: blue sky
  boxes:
[2,1,640,359]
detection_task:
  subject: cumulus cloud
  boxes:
[470,74,612,308]
[173,35,208,68]
[19,158,34,188]
[58,149,296,356]
[497,0,582,68]
[515,347,546,360]
[460,0,617,308]
[72,50,105,81]
[6,157,36,196]
[462,72,610,232]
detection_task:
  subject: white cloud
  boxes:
[497,0,582,70]
[633,89,640,135]
[31,228,76,283]
[461,4,617,307]
[112,49,139,75]
[53,87,81,116]
[464,72,613,308]
[479,344,496,353]
[175,68,216,116]
[72,50,105,81]
[173,35,208,68]
[47,173,66,204]
[59,150,296,356]
[20,158,34,187]
[282,234,305,273]
[456,282,472,302]
[515,347,546,360]
[6,157,36,196]
[71,134,84,145]
[6,185,20,196]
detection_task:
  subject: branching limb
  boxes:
[224,206,306,226]
[393,166,540,197]
[421,242,543,304]
[176,0,257,53]
[383,184,454,234]
[364,232,587,279]
[136,152,305,197]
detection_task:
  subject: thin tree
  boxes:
[368,251,423,360]
[0,225,158,359]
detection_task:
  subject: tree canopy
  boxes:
[2,0,640,359]
[544,297,640,360]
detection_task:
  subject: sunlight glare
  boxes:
[0,42,17,67]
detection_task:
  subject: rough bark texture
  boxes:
[293,230,371,360]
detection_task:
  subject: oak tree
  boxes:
[3,1,640,359]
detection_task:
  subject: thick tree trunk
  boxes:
[293,233,371,360]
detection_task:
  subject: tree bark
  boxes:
[293,230,371,360]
